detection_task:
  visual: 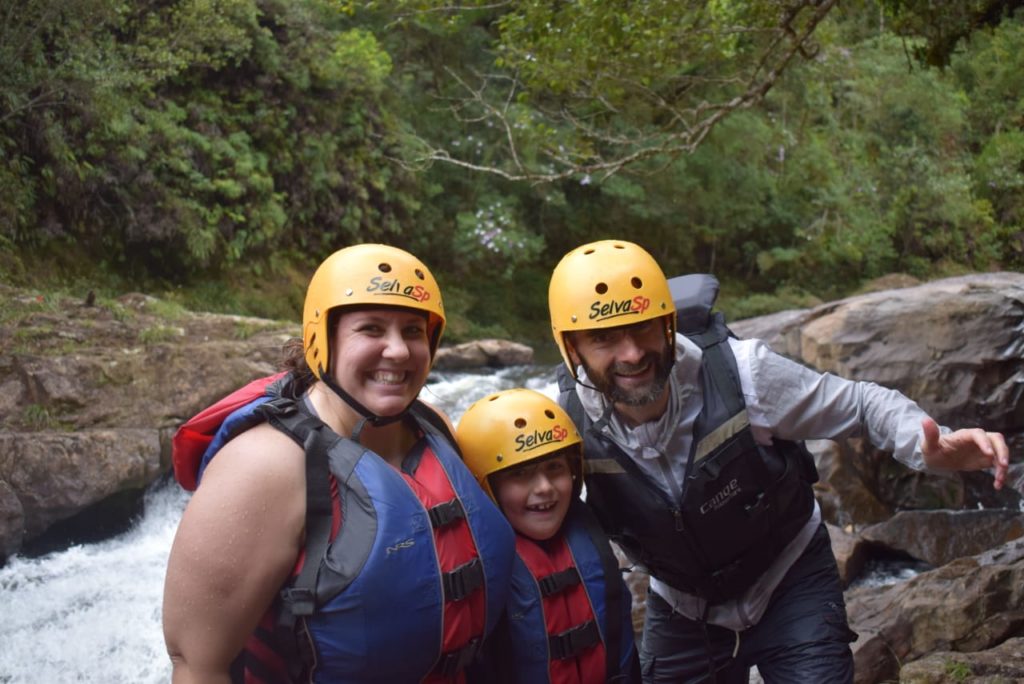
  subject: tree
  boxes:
[373,0,839,182]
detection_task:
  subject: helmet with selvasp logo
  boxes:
[303,244,446,378]
[456,388,583,501]
[548,239,676,379]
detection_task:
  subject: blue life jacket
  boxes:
[198,375,516,683]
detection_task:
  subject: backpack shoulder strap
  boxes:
[557,364,589,433]
[252,396,337,678]
[667,273,745,416]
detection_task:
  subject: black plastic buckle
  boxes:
[280,587,316,617]
[548,620,600,660]
[442,558,484,602]
[434,637,482,678]
[259,396,299,418]
[538,567,581,597]
[428,499,466,529]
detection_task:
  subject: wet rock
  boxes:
[847,538,1024,683]
[433,338,534,369]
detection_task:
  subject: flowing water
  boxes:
[0,367,558,683]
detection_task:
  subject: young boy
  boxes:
[457,388,640,684]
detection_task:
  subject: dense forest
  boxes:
[2,0,1022,347]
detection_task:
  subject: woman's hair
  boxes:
[280,309,343,386]
[280,336,315,384]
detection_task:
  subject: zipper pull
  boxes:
[672,508,685,532]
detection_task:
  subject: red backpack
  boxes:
[171,371,287,491]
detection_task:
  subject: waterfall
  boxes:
[0,367,558,683]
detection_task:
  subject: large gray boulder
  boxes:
[732,272,1023,432]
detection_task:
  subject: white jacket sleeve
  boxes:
[730,337,944,471]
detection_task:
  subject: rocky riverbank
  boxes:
[2,272,1023,682]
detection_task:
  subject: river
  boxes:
[0,367,557,683]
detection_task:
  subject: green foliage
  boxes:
[138,325,182,345]
[943,658,972,682]
[879,0,1024,67]
[2,0,1023,335]
[23,404,59,431]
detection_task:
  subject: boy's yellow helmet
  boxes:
[548,239,676,379]
[302,244,445,378]
[456,388,582,501]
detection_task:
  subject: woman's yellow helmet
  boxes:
[302,244,445,378]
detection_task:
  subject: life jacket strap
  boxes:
[537,566,581,597]
[428,498,466,529]
[279,587,316,618]
[548,620,601,661]
[432,637,482,678]
[442,557,484,602]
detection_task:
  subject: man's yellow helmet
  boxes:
[548,240,676,379]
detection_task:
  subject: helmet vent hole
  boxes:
[631,276,643,289]
[378,262,392,273]
[583,248,595,255]
[613,244,625,250]
[514,418,527,429]
[414,268,425,280]
[595,282,608,295]
[544,409,555,419]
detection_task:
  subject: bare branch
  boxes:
[407,0,839,183]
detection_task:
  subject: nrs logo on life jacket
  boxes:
[588,296,650,322]
[366,275,432,303]
[515,424,569,453]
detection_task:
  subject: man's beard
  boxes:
[580,346,674,407]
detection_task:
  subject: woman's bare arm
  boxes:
[163,424,306,683]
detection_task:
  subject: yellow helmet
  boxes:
[456,388,582,501]
[302,244,445,377]
[548,239,676,378]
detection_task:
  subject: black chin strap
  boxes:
[320,373,410,443]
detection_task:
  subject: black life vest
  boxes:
[559,274,818,604]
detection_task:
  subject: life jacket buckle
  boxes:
[280,587,316,617]
[548,620,601,660]
[433,637,482,678]
[744,492,770,517]
[442,557,485,602]
[260,397,299,419]
[538,567,582,597]
[428,498,466,529]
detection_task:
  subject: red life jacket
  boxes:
[516,534,606,684]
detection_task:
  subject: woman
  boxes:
[163,244,515,683]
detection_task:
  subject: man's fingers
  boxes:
[920,417,942,453]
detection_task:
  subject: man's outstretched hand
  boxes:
[921,417,1010,490]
